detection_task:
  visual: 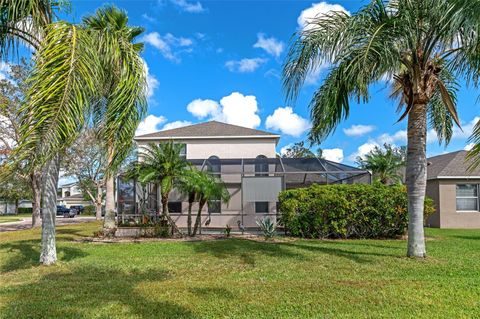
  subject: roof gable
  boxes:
[427,150,480,179]
[135,121,279,139]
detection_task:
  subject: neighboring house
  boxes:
[426,150,480,228]
[119,121,370,230]
[57,182,91,208]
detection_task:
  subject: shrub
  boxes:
[18,207,32,215]
[256,217,276,240]
[278,184,435,239]
[224,224,232,237]
[83,205,96,216]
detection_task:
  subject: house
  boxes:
[57,182,91,208]
[426,150,480,228]
[119,121,371,230]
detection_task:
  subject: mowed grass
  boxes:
[0,223,479,319]
[0,213,30,224]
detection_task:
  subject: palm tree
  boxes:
[177,168,203,236]
[0,1,145,264]
[192,172,230,236]
[357,144,406,184]
[82,5,147,234]
[138,142,191,221]
[283,0,480,257]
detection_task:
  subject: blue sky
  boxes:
[65,0,479,164]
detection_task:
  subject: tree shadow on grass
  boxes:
[192,238,399,265]
[0,240,87,273]
[0,266,194,319]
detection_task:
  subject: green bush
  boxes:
[278,184,435,239]
[83,205,96,216]
[18,207,32,215]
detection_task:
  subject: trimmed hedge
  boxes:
[278,184,435,239]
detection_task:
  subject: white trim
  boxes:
[134,135,281,141]
[433,176,480,179]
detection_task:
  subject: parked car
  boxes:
[64,207,77,218]
[70,205,84,214]
[56,205,70,216]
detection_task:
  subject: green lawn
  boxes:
[0,213,30,224]
[0,223,479,318]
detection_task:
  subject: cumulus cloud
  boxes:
[348,142,379,162]
[279,143,293,156]
[142,32,193,62]
[0,62,10,80]
[465,143,475,151]
[143,60,159,99]
[298,2,349,31]
[187,99,219,119]
[253,33,284,57]
[343,124,376,137]
[428,116,480,144]
[225,58,267,73]
[265,106,311,137]
[186,92,261,128]
[136,114,166,136]
[162,120,192,131]
[322,148,344,162]
[169,0,205,13]
[347,129,407,162]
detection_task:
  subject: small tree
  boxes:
[357,144,406,184]
[177,168,203,236]
[63,129,107,220]
[192,172,230,236]
[281,141,323,158]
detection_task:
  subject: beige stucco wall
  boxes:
[136,137,277,159]
[427,179,480,228]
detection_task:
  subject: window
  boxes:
[207,156,221,176]
[255,202,269,213]
[168,202,182,214]
[178,143,186,160]
[64,191,71,197]
[208,198,221,214]
[456,184,479,211]
[255,155,268,177]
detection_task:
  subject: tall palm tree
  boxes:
[82,5,147,234]
[138,142,191,221]
[283,0,480,257]
[357,144,406,184]
[192,172,230,236]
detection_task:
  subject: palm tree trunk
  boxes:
[406,102,427,258]
[187,194,194,236]
[40,155,60,265]
[95,184,103,220]
[31,171,42,228]
[161,193,169,217]
[103,174,116,231]
[192,199,205,236]
[14,198,19,215]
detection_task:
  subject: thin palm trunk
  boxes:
[31,171,42,227]
[40,155,60,265]
[187,193,194,236]
[95,184,103,220]
[192,199,206,236]
[103,146,116,231]
[406,102,427,258]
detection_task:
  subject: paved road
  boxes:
[0,216,96,232]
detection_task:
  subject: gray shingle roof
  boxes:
[135,121,279,139]
[427,150,480,179]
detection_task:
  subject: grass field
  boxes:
[0,222,479,318]
[0,213,30,224]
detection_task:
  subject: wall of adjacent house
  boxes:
[136,137,277,159]
[426,180,441,227]
[430,179,480,228]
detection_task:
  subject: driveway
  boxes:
[0,216,97,232]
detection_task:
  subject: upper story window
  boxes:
[206,156,221,177]
[255,155,268,177]
[456,184,479,211]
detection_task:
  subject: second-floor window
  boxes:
[456,184,479,211]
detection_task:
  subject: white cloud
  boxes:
[162,120,192,131]
[347,129,407,162]
[298,2,349,31]
[377,130,407,144]
[225,58,267,73]
[186,92,261,129]
[428,116,480,144]
[279,143,293,156]
[187,99,219,119]
[465,143,475,151]
[265,106,311,137]
[348,141,379,162]
[142,13,156,22]
[142,32,193,62]
[0,62,10,80]
[304,62,329,85]
[322,148,344,162]
[253,33,284,57]
[169,0,205,13]
[343,124,376,137]
[142,60,159,99]
[136,115,166,136]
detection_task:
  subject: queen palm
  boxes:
[82,6,147,234]
[357,144,406,184]
[0,1,146,264]
[177,168,203,236]
[283,0,480,257]
[138,142,192,223]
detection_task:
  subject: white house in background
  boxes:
[118,121,370,230]
[57,182,91,208]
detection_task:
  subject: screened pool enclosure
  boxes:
[117,157,371,228]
